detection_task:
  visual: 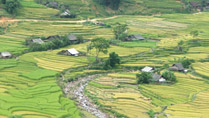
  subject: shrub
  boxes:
[5,0,21,15]
[147,110,155,118]
[137,72,152,84]
[162,70,176,82]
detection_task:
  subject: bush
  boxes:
[5,0,21,15]
[137,72,152,84]
[162,70,176,82]
[104,52,120,70]
[147,110,155,118]
[182,58,193,68]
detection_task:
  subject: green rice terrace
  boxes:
[0,0,209,118]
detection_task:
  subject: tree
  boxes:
[113,23,128,40]
[162,70,176,82]
[137,72,152,84]
[5,0,21,15]
[87,37,110,62]
[104,52,120,69]
[190,30,199,39]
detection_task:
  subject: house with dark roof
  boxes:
[151,73,166,82]
[46,1,58,9]
[32,38,44,44]
[68,34,77,41]
[95,22,105,26]
[169,63,185,72]
[189,2,200,9]
[46,35,61,40]
[0,52,12,58]
[126,34,145,41]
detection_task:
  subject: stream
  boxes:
[64,75,110,118]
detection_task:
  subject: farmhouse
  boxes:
[46,35,61,40]
[152,73,166,82]
[32,38,44,44]
[141,66,154,73]
[45,1,58,8]
[170,63,185,72]
[68,34,77,41]
[95,22,105,26]
[189,2,200,9]
[126,34,145,41]
[61,48,79,56]
[60,10,71,17]
[0,52,12,58]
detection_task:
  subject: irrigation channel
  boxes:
[64,75,111,118]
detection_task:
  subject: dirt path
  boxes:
[64,75,111,118]
[0,16,119,23]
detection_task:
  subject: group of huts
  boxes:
[28,34,79,44]
[141,63,188,83]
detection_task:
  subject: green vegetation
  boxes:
[137,72,152,84]
[87,37,110,61]
[104,52,120,69]
[162,70,176,82]
[113,23,128,41]
[118,40,157,48]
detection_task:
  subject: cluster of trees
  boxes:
[27,35,83,52]
[162,70,176,82]
[95,0,121,10]
[87,37,121,70]
[1,0,21,15]
[104,52,120,70]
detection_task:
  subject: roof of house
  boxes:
[189,2,199,7]
[32,38,44,44]
[152,73,162,82]
[46,35,61,40]
[173,63,184,71]
[141,66,154,72]
[68,34,77,41]
[67,48,79,55]
[133,34,145,40]
[127,34,145,41]
[1,52,12,57]
[96,22,105,26]
[60,10,70,16]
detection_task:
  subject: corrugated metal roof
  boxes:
[67,48,79,55]
[141,66,153,72]
[32,38,44,44]
[1,52,12,57]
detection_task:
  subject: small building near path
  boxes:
[46,35,61,41]
[169,63,185,72]
[95,22,105,26]
[68,34,78,41]
[151,73,166,82]
[60,48,79,56]
[0,52,12,58]
[141,66,154,73]
[32,38,44,44]
[126,34,145,41]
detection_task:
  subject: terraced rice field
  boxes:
[193,62,209,78]
[0,60,81,118]
[139,73,209,106]
[165,90,209,118]
[85,73,154,118]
